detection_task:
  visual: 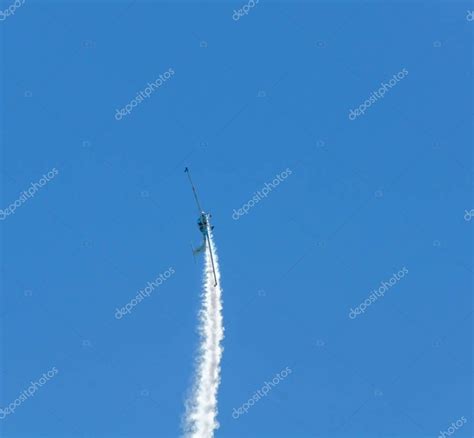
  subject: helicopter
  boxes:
[185,167,217,286]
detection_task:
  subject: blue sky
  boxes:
[1,1,472,437]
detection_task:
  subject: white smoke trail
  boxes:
[184,234,224,438]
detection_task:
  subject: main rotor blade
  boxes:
[185,167,203,213]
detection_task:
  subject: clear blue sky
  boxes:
[1,1,472,437]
